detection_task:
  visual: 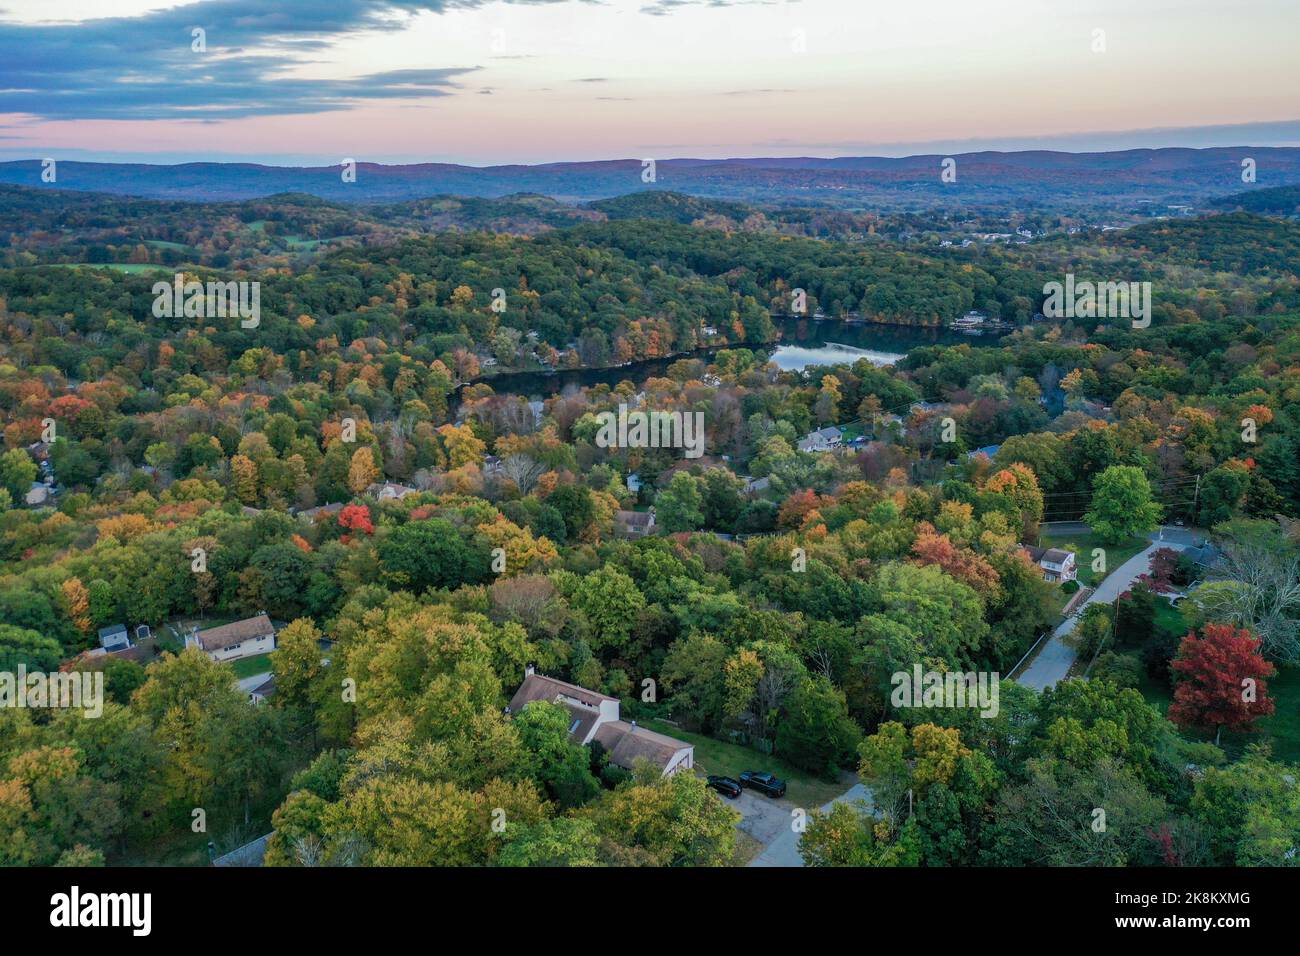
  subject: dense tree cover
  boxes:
[800,672,1293,867]
[1,192,1297,867]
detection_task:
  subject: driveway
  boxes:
[1017,529,1190,691]
[236,671,272,694]
[748,783,871,867]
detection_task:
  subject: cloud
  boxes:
[0,0,569,120]
[640,0,782,16]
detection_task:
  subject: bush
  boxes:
[1090,651,1142,690]
[1062,579,1080,594]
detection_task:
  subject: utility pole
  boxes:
[1191,473,1201,519]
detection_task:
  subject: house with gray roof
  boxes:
[506,665,693,777]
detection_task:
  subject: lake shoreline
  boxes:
[459,318,1009,397]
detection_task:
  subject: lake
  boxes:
[467,319,996,399]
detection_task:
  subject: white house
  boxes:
[797,426,843,453]
[1023,546,1077,583]
[366,481,417,501]
[190,614,277,663]
[614,508,656,538]
[98,623,131,653]
[506,666,694,777]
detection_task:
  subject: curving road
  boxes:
[1017,528,1194,691]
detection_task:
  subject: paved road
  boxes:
[1017,529,1191,691]
[748,783,871,867]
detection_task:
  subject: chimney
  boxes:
[629,720,637,733]
[524,662,536,678]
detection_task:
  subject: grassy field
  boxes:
[1040,531,1148,587]
[47,262,172,274]
[228,653,273,679]
[1145,667,1300,765]
[642,718,852,808]
[1124,598,1300,764]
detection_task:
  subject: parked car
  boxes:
[739,770,787,798]
[706,775,742,799]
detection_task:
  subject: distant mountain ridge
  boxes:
[3,148,1299,211]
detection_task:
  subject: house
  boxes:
[743,475,770,494]
[591,721,695,777]
[26,483,50,507]
[797,426,843,453]
[296,502,345,521]
[190,613,277,663]
[506,666,693,777]
[98,623,131,653]
[966,444,1001,460]
[1022,545,1077,583]
[367,481,417,501]
[211,833,271,867]
[614,508,656,538]
[246,674,276,705]
[625,473,643,494]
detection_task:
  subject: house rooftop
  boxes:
[508,672,617,713]
[196,614,275,652]
[212,834,271,867]
[593,720,690,772]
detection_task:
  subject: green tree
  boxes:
[378,518,491,592]
[1084,465,1162,544]
[775,675,862,777]
[569,565,646,652]
[655,471,704,533]
[0,448,36,501]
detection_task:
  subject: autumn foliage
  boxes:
[338,504,375,536]
[1167,624,1275,739]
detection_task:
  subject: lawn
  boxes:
[642,718,852,808]
[1253,666,1300,765]
[1040,531,1148,587]
[1145,667,1300,765]
[1126,599,1300,765]
[228,653,273,679]
[46,262,172,274]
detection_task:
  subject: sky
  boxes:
[1,0,1297,166]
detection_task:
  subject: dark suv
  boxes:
[706,775,743,799]
[739,770,787,798]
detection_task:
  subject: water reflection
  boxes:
[465,320,993,399]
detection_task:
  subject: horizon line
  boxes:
[3,142,1300,173]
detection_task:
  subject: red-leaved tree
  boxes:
[337,504,374,536]
[1167,623,1275,745]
